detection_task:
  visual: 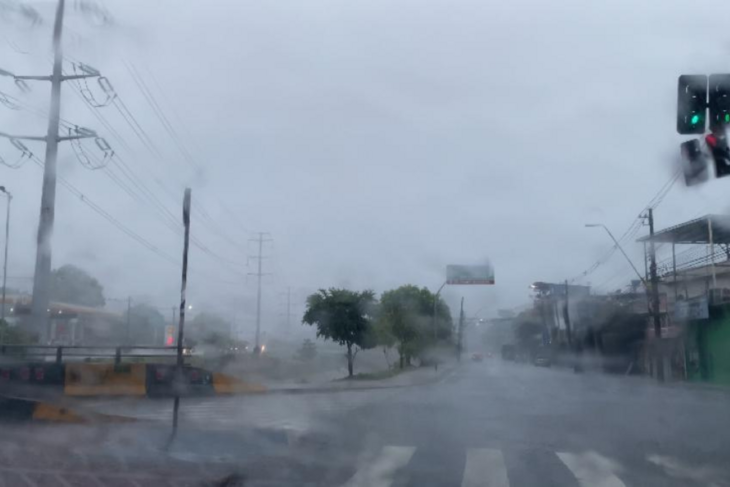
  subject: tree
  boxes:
[50,265,105,307]
[189,311,233,348]
[371,315,397,368]
[302,288,376,377]
[0,319,36,344]
[379,285,452,369]
[125,303,165,345]
[296,338,317,362]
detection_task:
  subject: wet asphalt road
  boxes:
[4,360,730,486]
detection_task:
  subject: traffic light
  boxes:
[705,132,730,178]
[677,75,707,134]
[680,139,708,186]
[709,74,730,131]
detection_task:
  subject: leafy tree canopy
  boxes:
[302,288,376,376]
[50,264,105,307]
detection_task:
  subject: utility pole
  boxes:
[564,279,572,347]
[248,232,272,353]
[647,208,664,382]
[286,286,291,328]
[0,187,11,324]
[457,297,465,362]
[172,188,192,439]
[0,0,101,342]
[125,296,131,345]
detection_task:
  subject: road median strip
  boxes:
[1,394,138,423]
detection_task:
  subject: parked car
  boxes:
[501,344,516,361]
[471,352,484,362]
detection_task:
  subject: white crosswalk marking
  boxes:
[342,446,416,487]
[461,448,510,487]
[557,451,626,487]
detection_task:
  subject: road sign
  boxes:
[446,265,495,285]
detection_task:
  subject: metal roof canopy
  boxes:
[637,214,730,245]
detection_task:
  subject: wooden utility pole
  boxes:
[171,188,192,438]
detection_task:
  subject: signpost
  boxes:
[433,264,495,342]
[446,265,495,285]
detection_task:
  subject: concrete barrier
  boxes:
[212,372,267,394]
[146,364,214,397]
[3,362,267,398]
[0,394,137,423]
[64,363,146,396]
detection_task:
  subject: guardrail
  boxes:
[0,345,193,365]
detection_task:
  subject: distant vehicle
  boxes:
[532,347,552,367]
[471,353,484,362]
[501,345,516,361]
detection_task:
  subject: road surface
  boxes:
[3,360,729,486]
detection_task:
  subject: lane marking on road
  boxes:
[461,448,509,487]
[557,451,626,487]
[647,453,725,486]
[341,446,416,487]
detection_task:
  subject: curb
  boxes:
[265,364,460,395]
[0,394,138,424]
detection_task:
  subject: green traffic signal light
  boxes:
[691,114,701,125]
[725,114,730,123]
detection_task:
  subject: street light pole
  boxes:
[432,281,447,339]
[0,186,11,323]
[585,224,647,287]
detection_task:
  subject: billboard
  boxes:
[446,265,495,285]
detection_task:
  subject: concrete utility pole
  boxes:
[248,232,272,353]
[0,187,11,323]
[648,208,664,382]
[0,0,101,341]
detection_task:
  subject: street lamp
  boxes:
[0,186,11,323]
[585,223,647,287]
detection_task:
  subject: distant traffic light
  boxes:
[680,139,709,186]
[705,132,730,178]
[709,74,730,131]
[677,75,708,134]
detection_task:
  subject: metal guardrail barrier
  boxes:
[0,345,193,364]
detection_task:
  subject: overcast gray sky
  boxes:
[1,0,730,336]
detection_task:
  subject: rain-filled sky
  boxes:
[1,0,729,337]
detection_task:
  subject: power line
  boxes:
[571,170,681,285]
[65,74,249,273]
[29,155,179,265]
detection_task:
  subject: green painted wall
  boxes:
[686,304,730,385]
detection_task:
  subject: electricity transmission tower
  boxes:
[0,0,105,340]
[248,232,272,352]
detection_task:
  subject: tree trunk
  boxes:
[346,343,354,377]
[398,346,404,369]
